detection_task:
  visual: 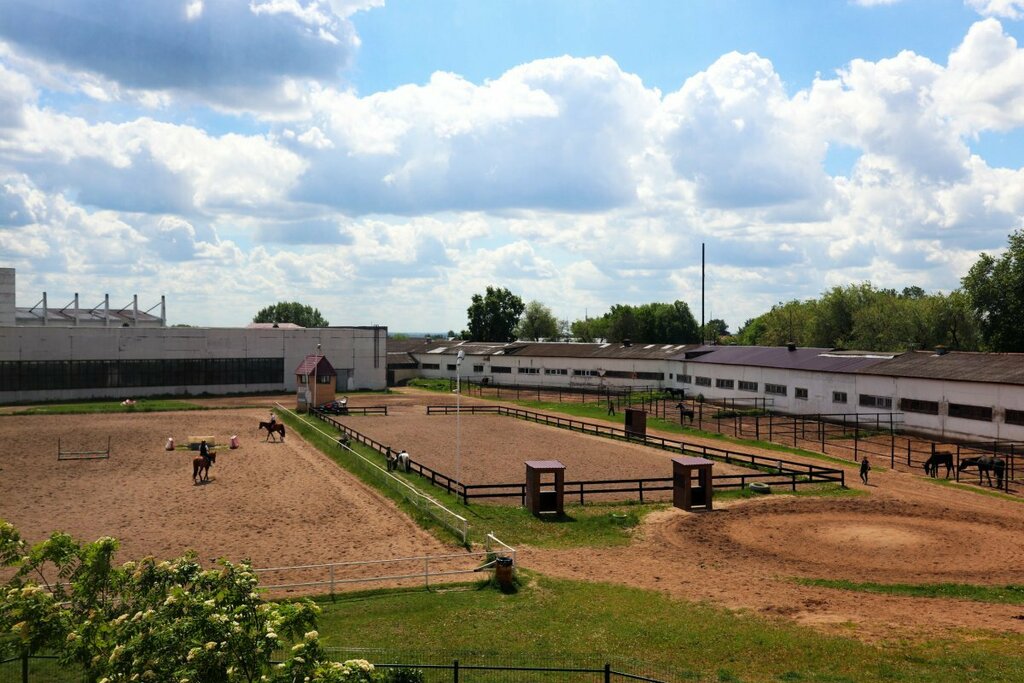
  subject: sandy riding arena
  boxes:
[0,410,452,588]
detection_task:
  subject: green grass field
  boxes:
[9,398,207,415]
[312,574,1024,683]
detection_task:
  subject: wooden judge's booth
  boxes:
[295,354,337,412]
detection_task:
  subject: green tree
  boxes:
[0,521,365,682]
[515,300,559,341]
[253,302,329,328]
[466,287,525,342]
[605,304,638,342]
[962,229,1024,352]
[701,318,730,342]
[570,317,606,342]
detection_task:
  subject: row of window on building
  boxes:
[679,374,1023,425]
[0,358,285,391]
[419,363,664,381]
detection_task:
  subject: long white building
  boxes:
[391,339,1024,442]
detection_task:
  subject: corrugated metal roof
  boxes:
[682,345,894,373]
[859,350,1024,385]
[294,355,336,376]
[397,340,704,361]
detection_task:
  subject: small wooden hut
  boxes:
[295,354,337,412]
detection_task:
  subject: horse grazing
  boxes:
[259,421,286,442]
[923,451,954,478]
[958,455,1005,488]
[192,451,216,484]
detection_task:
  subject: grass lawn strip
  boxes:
[313,572,1024,683]
[796,578,1024,605]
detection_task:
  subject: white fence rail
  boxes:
[276,403,470,544]
[255,533,516,595]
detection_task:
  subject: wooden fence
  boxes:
[425,405,845,503]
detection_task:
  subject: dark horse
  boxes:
[259,421,286,442]
[958,455,1005,488]
[923,451,954,478]
[192,451,216,484]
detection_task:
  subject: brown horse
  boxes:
[192,451,216,484]
[259,421,286,442]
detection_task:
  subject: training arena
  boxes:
[4,391,1024,640]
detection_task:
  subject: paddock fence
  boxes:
[660,400,1019,492]
[424,405,845,503]
[254,532,516,596]
[279,405,469,544]
[0,650,682,683]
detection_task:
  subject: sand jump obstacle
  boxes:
[57,436,111,461]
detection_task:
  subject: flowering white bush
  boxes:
[0,520,340,682]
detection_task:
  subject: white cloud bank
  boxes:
[1,16,1023,332]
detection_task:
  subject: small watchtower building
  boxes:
[295,354,337,412]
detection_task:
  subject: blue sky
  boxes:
[1,0,1023,335]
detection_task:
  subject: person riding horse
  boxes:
[193,440,216,484]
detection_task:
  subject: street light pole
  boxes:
[306,342,321,412]
[456,349,465,486]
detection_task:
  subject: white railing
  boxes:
[275,403,470,544]
[255,533,516,594]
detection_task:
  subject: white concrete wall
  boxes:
[0,325,387,402]
[412,351,672,389]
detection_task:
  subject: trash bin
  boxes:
[229,435,239,449]
[495,556,514,586]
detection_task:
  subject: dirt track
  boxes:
[0,408,453,590]
[5,391,1024,640]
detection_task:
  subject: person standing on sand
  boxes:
[860,456,871,485]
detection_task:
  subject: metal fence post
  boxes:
[604,662,612,683]
[329,564,335,596]
[453,659,459,683]
[22,652,28,683]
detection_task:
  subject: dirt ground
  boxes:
[0,408,455,591]
[6,390,1024,641]
[364,390,1024,642]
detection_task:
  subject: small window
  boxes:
[738,380,758,392]
[492,366,512,374]
[859,394,893,410]
[795,387,808,400]
[447,364,457,371]
[695,376,712,387]
[573,369,596,376]
[473,365,484,373]
[715,378,734,389]
[317,375,331,384]
[765,383,787,396]
[833,391,847,404]
[421,363,440,370]
[517,367,539,374]
[681,374,692,384]
[899,398,939,415]
[948,403,992,422]
[1006,409,1024,426]
[544,368,568,375]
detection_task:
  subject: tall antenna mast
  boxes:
[701,242,706,342]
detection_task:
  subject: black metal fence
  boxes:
[0,651,684,683]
